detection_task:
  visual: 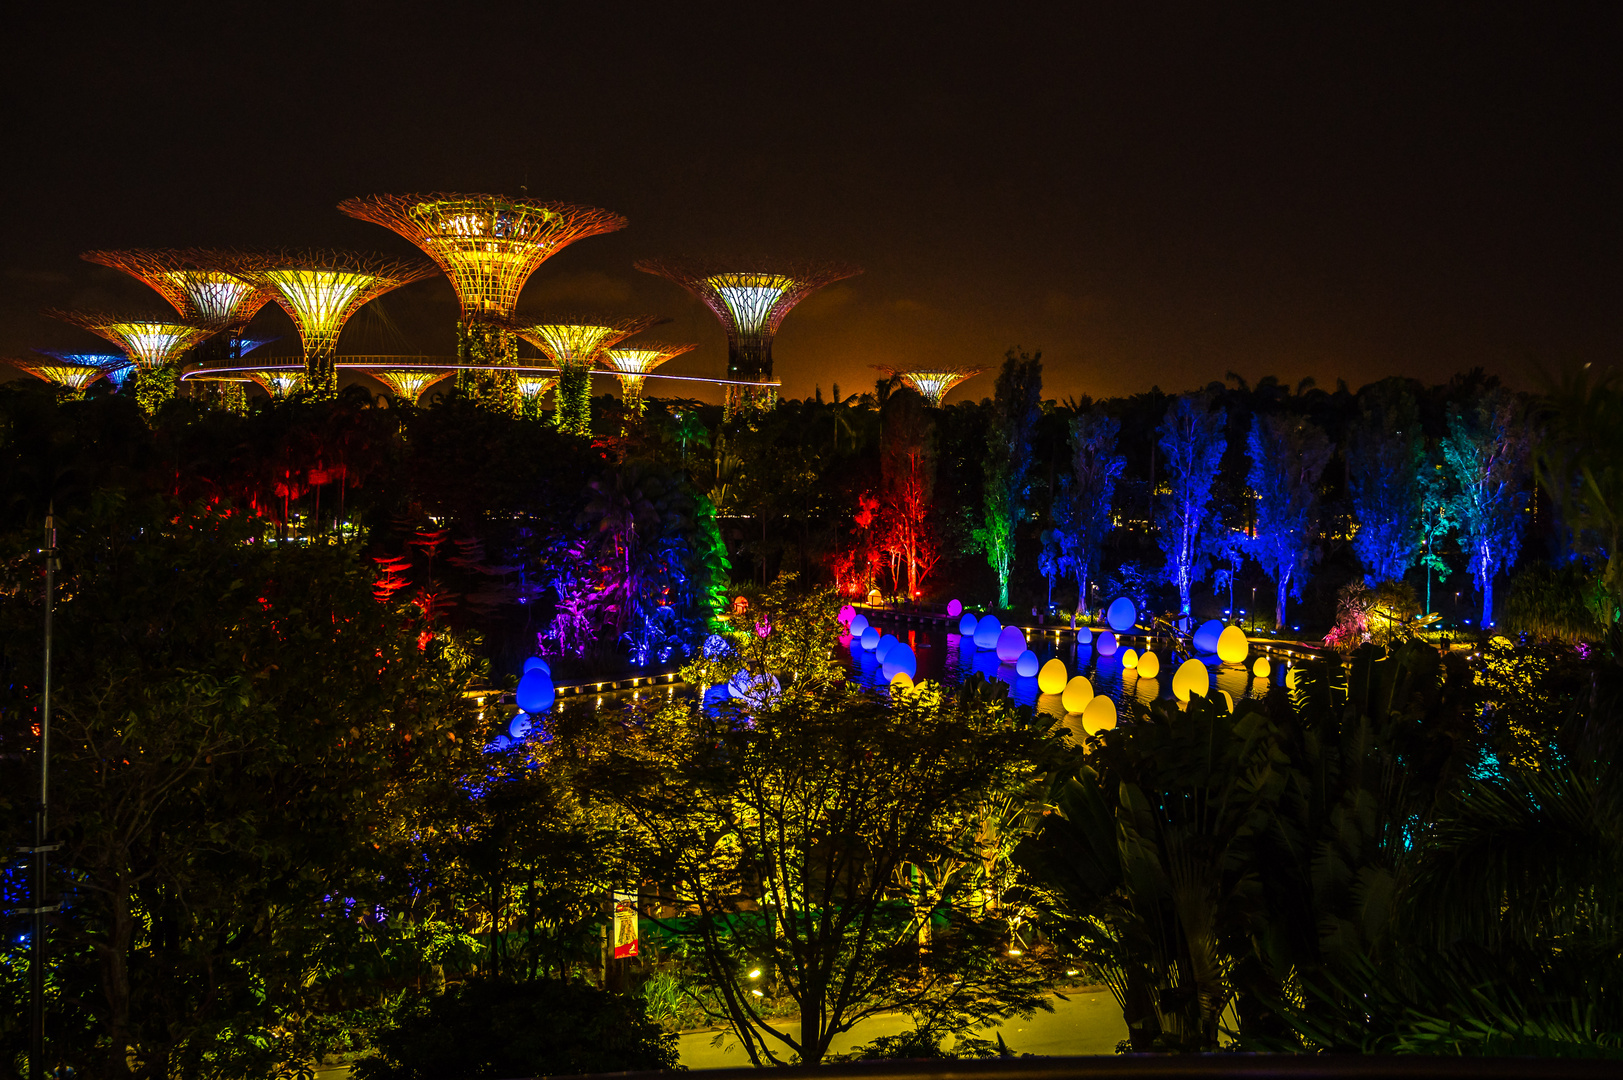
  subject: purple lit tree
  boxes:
[1051,411,1125,625]
[1247,413,1333,630]
[1439,387,1533,628]
[1156,394,1227,617]
[1347,380,1427,585]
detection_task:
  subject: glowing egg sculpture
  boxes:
[1038,658,1068,695]
[1062,676,1094,714]
[958,612,979,636]
[947,598,963,617]
[1082,694,1117,735]
[881,643,917,681]
[508,712,533,739]
[973,615,1002,650]
[838,604,856,626]
[1137,651,1161,679]
[1015,650,1040,677]
[1216,625,1250,664]
[1122,648,1138,670]
[876,633,899,662]
[1172,658,1209,702]
[860,627,880,650]
[1253,656,1271,678]
[849,614,870,637]
[523,656,551,675]
[1107,596,1137,632]
[516,668,555,713]
[1097,630,1119,657]
[890,671,914,691]
[1077,626,1092,645]
[1193,620,1223,654]
[995,625,1027,662]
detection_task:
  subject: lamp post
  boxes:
[1250,587,1257,634]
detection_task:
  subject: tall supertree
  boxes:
[5,357,116,397]
[81,249,274,331]
[602,341,696,416]
[515,317,656,436]
[338,193,627,412]
[232,250,435,398]
[635,257,861,416]
[877,367,981,408]
[45,310,217,414]
[362,368,450,405]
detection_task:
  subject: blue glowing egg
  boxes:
[508,712,533,739]
[523,656,550,676]
[849,614,870,637]
[1193,619,1224,654]
[876,633,899,662]
[995,625,1026,662]
[516,669,555,713]
[861,627,880,650]
[881,642,917,681]
[973,615,1002,650]
[1077,626,1093,645]
[958,612,978,636]
[1107,597,1137,632]
[1015,650,1040,678]
[1097,631,1119,657]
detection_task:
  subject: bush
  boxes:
[352,978,681,1080]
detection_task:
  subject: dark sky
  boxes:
[4,3,1620,404]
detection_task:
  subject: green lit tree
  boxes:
[1536,365,1623,621]
[974,350,1043,608]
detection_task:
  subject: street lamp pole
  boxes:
[1250,587,1257,634]
[28,508,57,1080]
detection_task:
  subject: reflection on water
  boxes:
[838,622,1272,724]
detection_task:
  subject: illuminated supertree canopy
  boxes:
[516,316,656,436]
[363,368,450,403]
[517,375,558,421]
[232,250,436,398]
[81,249,275,329]
[601,341,696,415]
[6,357,113,394]
[635,257,861,413]
[46,310,217,368]
[880,366,982,408]
[247,369,303,398]
[337,193,627,320]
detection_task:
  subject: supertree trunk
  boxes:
[456,320,519,415]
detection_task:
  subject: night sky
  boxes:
[4,4,1620,404]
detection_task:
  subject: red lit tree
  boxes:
[879,387,938,598]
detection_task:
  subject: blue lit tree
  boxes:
[1247,413,1332,629]
[1156,393,1227,617]
[974,349,1043,608]
[1347,380,1426,585]
[1051,411,1125,624]
[1440,388,1533,627]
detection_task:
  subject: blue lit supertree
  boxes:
[1156,393,1227,617]
[1247,413,1333,630]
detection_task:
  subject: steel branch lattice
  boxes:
[338,193,627,319]
[601,341,696,409]
[45,310,218,368]
[362,368,451,403]
[81,249,276,329]
[5,357,115,392]
[878,366,983,407]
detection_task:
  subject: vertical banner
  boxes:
[612,889,639,959]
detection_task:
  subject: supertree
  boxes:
[33,350,133,389]
[362,368,451,404]
[878,367,981,408]
[81,249,274,330]
[338,193,627,411]
[231,250,436,398]
[635,257,861,416]
[247,369,303,399]
[45,310,217,413]
[5,357,116,396]
[601,341,696,416]
[517,375,558,421]
[515,317,656,436]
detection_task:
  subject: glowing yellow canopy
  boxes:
[46,311,216,368]
[518,318,654,366]
[600,341,696,412]
[366,369,449,403]
[249,370,303,398]
[882,367,981,408]
[517,376,558,401]
[7,358,109,392]
[81,250,275,329]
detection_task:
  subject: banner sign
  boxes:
[612,890,639,959]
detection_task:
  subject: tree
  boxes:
[975,350,1043,608]
[1347,380,1426,585]
[1052,411,1125,625]
[1156,394,1226,617]
[572,590,1056,1065]
[879,388,938,599]
[1536,365,1623,621]
[1439,388,1533,628]
[0,496,483,1078]
[1247,413,1332,629]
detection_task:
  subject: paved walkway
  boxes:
[679,987,1126,1068]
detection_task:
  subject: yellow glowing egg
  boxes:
[1122,648,1139,670]
[1285,666,1301,690]
[1253,656,1271,679]
[1216,624,1249,664]
[1172,658,1209,702]
[1137,651,1160,679]
[1037,657,1068,695]
[1062,676,1094,714]
[889,671,914,691]
[1081,694,1117,735]
[1219,689,1235,713]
